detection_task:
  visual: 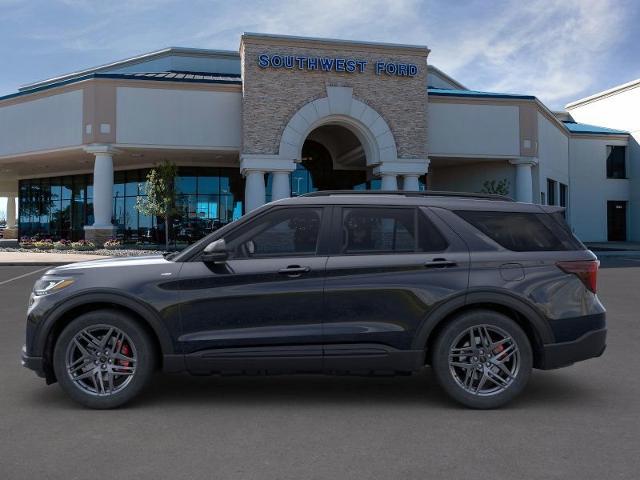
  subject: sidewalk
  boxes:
[0,251,109,265]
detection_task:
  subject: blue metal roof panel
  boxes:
[0,71,242,102]
[427,87,536,100]
[562,121,628,135]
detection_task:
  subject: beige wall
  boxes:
[569,136,629,241]
[430,161,515,195]
[240,35,429,159]
[568,84,640,241]
[537,112,569,205]
[427,102,520,157]
[0,90,83,157]
[116,86,242,148]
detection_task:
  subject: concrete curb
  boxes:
[593,251,640,258]
[0,262,77,266]
[0,252,110,265]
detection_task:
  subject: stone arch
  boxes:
[278,86,398,166]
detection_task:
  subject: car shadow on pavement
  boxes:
[137,369,598,410]
[22,368,599,411]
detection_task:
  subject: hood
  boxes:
[47,255,171,274]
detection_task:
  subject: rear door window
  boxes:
[340,207,447,254]
[455,210,584,251]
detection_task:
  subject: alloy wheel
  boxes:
[65,324,137,396]
[448,324,520,396]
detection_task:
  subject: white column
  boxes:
[271,171,290,201]
[402,174,420,191]
[244,170,266,212]
[91,151,115,227]
[510,158,537,203]
[380,174,398,191]
[6,195,16,229]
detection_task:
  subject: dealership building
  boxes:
[0,33,636,245]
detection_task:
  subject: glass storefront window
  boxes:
[19,166,244,245]
[61,177,73,200]
[176,175,197,194]
[197,175,219,195]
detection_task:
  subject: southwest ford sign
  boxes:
[257,54,418,77]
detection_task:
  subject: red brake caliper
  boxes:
[116,341,131,367]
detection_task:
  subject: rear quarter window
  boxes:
[455,210,584,252]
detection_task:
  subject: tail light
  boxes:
[556,260,599,293]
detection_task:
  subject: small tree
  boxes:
[136,161,178,249]
[481,178,510,196]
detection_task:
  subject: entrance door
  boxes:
[607,201,627,241]
[178,205,330,373]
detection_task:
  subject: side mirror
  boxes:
[202,238,228,263]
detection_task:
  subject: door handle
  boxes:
[424,258,457,269]
[278,265,311,276]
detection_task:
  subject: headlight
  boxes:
[33,277,75,296]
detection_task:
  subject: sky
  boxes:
[1,0,640,218]
[0,0,639,107]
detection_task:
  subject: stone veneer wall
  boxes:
[240,36,429,160]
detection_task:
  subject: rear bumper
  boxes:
[539,328,607,370]
[21,344,45,378]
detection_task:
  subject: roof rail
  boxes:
[301,190,514,201]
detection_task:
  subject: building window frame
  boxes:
[606,145,627,179]
[546,178,557,206]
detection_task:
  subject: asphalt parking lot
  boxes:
[1,260,639,479]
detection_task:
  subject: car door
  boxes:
[322,205,470,372]
[178,205,330,373]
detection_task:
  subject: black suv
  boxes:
[22,191,606,409]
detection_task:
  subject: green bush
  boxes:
[33,240,54,250]
[54,240,72,250]
[71,240,96,251]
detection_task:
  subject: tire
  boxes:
[53,309,156,409]
[431,310,532,409]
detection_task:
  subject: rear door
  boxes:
[322,205,470,370]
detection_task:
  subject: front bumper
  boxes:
[539,328,607,370]
[21,344,45,378]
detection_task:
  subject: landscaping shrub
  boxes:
[33,239,54,250]
[53,239,72,250]
[103,238,122,250]
[70,240,96,251]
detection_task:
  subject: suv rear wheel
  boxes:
[432,310,532,409]
[53,310,156,409]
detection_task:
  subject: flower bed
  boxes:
[103,238,122,250]
[33,240,54,250]
[6,236,167,257]
[70,240,96,251]
[54,239,72,250]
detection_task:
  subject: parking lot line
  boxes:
[0,266,49,287]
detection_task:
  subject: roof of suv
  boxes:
[271,190,546,212]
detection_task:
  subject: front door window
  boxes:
[227,207,324,258]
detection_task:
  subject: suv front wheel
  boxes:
[432,310,532,409]
[53,310,156,409]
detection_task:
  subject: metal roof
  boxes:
[0,71,241,103]
[428,87,535,100]
[107,71,241,83]
[565,78,640,109]
[562,121,628,135]
[19,47,240,92]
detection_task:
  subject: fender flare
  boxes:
[35,290,176,356]
[411,289,555,350]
